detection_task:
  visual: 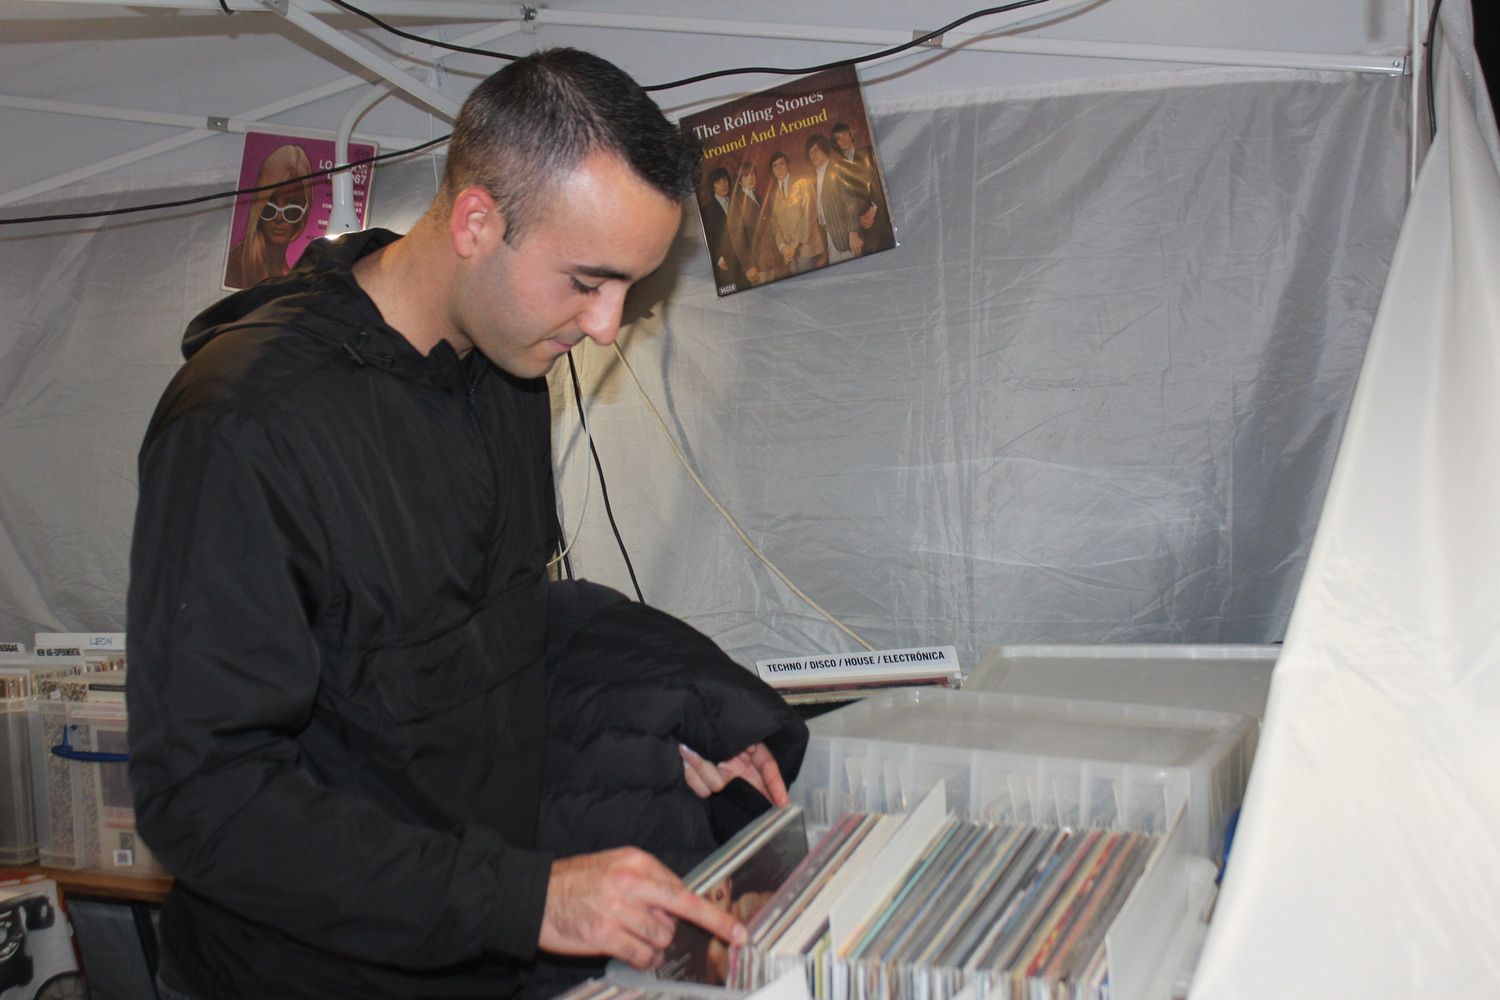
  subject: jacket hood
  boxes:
[183,228,407,359]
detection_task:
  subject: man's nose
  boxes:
[578,286,627,347]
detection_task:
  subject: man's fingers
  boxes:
[711,743,789,807]
[745,743,790,807]
[684,741,791,808]
[680,744,727,798]
[610,854,745,947]
[542,848,700,968]
[713,750,769,800]
[659,885,746,946]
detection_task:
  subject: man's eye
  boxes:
[570,277,601,295]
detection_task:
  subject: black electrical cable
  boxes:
[566,351,645,603]
[643,0,1055,92]
[320,0,523,61]
[1425,0,1445,142]
[319,0,1056,92]
[0,135,448,226]
[0,0,1060,227]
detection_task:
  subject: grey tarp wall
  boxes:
[0,67,1407,668]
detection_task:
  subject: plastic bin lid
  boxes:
[807,689,1251,767]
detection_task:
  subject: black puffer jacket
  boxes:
[524,580,808,996]
[541,579,806,869]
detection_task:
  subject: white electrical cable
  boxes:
[609,342,875,652]
[548,382,594,569]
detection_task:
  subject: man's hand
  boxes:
[859,204,878,229]
[540,848,746,970]
[849,231,865,256]
[679,742,790,807]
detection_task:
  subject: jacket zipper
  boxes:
[463,359,510,587]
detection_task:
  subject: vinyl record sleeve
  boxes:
[682,64,895,297]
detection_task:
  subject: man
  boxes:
[766,150,824,274]
[725,161,777,285]
[128,49,795,999]
[831,122,875,174]
[699,166,746,291]
[831,122,894,255]
[805,133,873,264]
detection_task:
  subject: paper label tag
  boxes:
[755,645,960,688]
[35,633,125,652]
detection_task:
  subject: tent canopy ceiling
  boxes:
[1,0,1414,202]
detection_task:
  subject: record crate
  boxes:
[967,643,1279,721]
[788,689,1256,862]
[0,694,37,864]
[0,660,90,865]
[28,698,164,876]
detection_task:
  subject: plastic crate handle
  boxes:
[50,723,130,763]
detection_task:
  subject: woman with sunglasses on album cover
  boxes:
[224,143,314,289]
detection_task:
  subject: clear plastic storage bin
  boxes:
[789,688,1256,861]
[28,699,163,876]
[0,695,37,864]
[0,661,84,865]
[968,644,1279,721]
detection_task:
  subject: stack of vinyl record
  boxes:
[657,805,810,986]
[555,983,721,1000]
[727,805,1164,1000]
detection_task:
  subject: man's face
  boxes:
[834,130,854,154]
[454,152,681,379]
[713,176,730,198]
[771,158,789,182]
[740,168,756,193]
[808,145,828,169]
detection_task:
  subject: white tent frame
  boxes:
[2,0,1420,210]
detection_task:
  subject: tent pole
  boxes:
[5,0,525,16]
[269,0,461,118]
[0,94,417,149]
[0,21,516,207]
[1407,0,1430,194]
[929,35,1404,75]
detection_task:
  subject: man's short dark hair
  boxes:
[443,48,697,243]
[708,167,731,190]
[805,134,831,158]
[769,151,789,170]
[831,123,852,139]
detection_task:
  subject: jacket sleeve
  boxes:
[126,406,551,969]
[538,580,809,866]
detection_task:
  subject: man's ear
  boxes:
[448,186,507,260]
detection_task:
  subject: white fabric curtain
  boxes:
[0,160,437,641]
[556,68,1408,665]
[0,70,1407,674]
[1191,25,1500,1000]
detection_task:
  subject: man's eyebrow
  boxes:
[573,264,632,282]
